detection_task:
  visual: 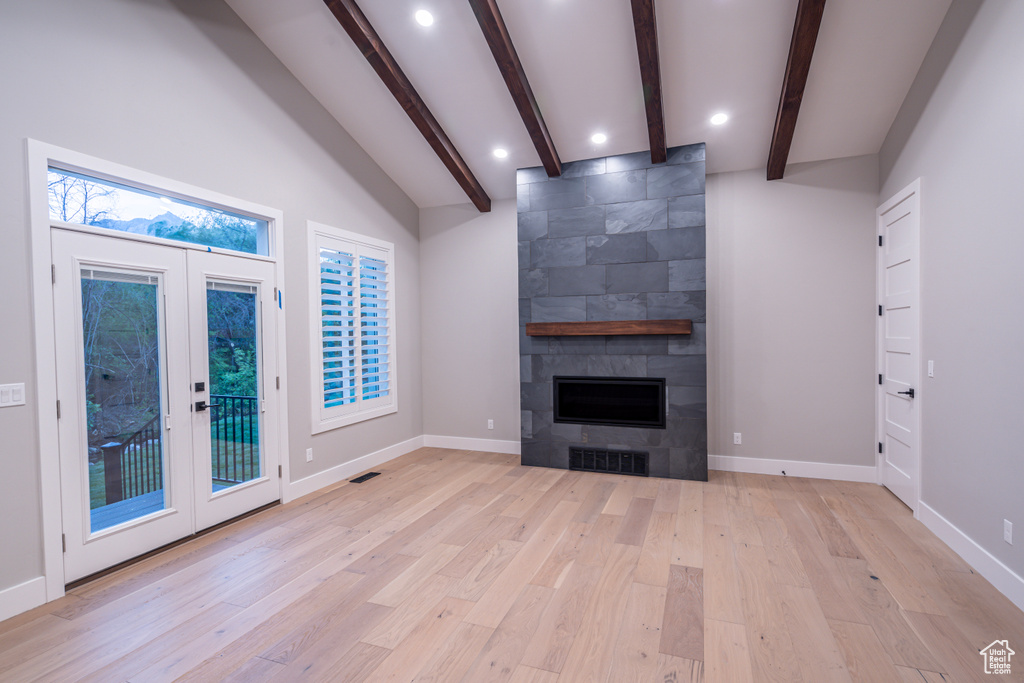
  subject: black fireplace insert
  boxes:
[553,376,666,429]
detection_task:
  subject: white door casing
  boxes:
[876,179,922,513]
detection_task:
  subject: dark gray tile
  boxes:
[669,323,707,355]
[517,185,530,212]
[587,293,647,321]
[521,410,533,439]
[665,418,708,451]
[667,143,706,165]
[647,291,705,322]
[533,354,589,382]
[517,166,548,183]
[518,241,530,270]
[519,297,531,324]
[520,355,532,383]
[586,170,646,205]
[549,445,570,470]
[521,441,550,468]
[606,199,668,234]
[530,177,587,211]
[668,259,705,292]
[561,158,607,178]
[519,325,548,354]
[518,211,548,240]
[607,335,668,355]
[532,296,587,323]
[668,195,706,228]
[647,162,705,199]
[668,386,707,419]
[548,206,606,238]
[607,261,669,294]
[647,228,705,261]
[550,422,583,443]
[670,447,708,481]
[531,237,587,268]
[520,382,552,411]
[587,355,646,377]
[519,269,549,298]
[548,265,606,296]
[649,355,706,386]
[587,233,648,265]
[549,336,606,355]
[647,447,671,478]
[531,410,553,440]
[606,150,654,173]
[581,424,649,448]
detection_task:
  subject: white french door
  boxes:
[877,180,921,512]
[52,229,280,582]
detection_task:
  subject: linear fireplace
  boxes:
[553,376,666,429]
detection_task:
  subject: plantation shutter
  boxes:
[313,227,395,428]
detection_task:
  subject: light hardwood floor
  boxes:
[1,447,1021,682]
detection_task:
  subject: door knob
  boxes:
[897,388,915,398]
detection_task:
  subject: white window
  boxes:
[309,222,396,432]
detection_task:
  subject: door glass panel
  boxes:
[207,281,261,490]
[81,270,167,532]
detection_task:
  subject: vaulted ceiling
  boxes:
[223,0,952,209]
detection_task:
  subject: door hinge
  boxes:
[878,442,884,454]
[878,374,883,385]
[278,465,282,478]
[878,235,883,247]
[51,264,56,284]
[878,305,883,316]
[276,376,280,390]
[62,534,66,552]
[56,400,61,419]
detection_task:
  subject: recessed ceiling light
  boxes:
[493,148,508,159]
[710,112,729,126]
[414,9,434,26]
[591,133,607,144]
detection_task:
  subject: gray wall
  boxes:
[880,0,1024,577]
[517,146,708,480]
[0,0,421,593]
[707,155,878,464]
[419,200,520,444]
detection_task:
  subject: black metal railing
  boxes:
[101,414,162,505]
[210,394,259,486]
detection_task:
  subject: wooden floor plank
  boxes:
[0,448,1018,683]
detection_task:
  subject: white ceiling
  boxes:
[223,0,952,208]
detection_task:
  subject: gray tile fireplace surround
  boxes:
[518,143,708,481]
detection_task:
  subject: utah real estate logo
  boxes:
[980,640,1014,675]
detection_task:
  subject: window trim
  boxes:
[308,220,398,433]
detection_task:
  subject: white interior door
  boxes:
[53,230,280,582]
[53,229,195,582]
[187,250,279,531]
[877,180,921,511]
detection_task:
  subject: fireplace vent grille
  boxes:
[569,447,648,477]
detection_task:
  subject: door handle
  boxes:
[897,388,915,398]
[194,400,222,412]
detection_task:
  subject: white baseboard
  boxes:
[0,576,46,623]
[283,435,425,503]
[708,454,878,483]
[422,435,522,455]
[918,502,1024,612]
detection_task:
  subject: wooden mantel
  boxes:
[525,319,692,337]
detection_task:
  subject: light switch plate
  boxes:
[0,383,26,407]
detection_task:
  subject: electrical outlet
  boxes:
[733,432,742,445]
[487,419,494,430]
[928,360,934,378]
[306,448,313,463]
[1005,519,1013,545]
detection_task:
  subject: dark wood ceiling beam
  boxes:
[767,0,827,181]
[630,0,667,165]
[323,0,491,211]
[467,0,561,177]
